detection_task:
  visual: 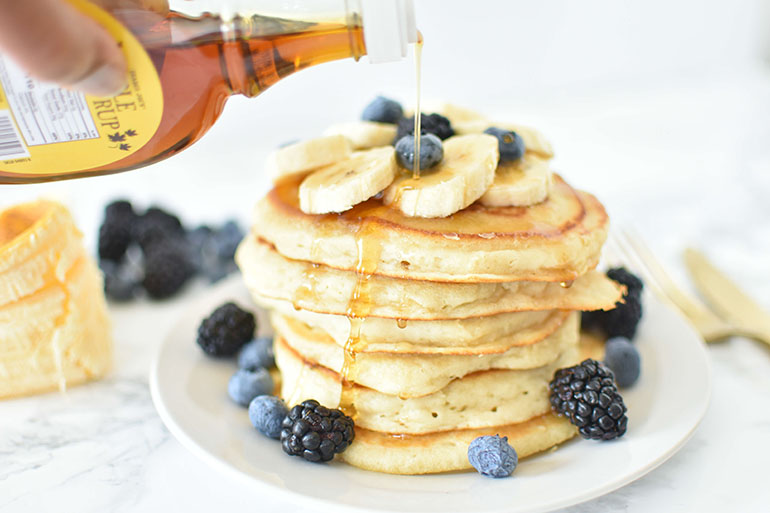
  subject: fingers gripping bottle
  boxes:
[0,0,417,183]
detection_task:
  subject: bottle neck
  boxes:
[225,12,365,97]
[155,2,366,98]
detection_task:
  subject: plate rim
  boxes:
[149,277,712,513]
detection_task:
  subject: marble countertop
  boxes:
[2,68,770,513]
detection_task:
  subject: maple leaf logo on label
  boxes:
[109,129,138,151]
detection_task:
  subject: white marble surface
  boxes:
[2,63,770,512]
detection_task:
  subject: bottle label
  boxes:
[0,0,163,176]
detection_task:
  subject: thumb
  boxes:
[0,0,127,97]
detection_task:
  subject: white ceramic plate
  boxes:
[150,275,711,513]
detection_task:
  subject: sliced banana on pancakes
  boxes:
[267,134,353,182]
[454,120,554,159]
[383,134,499,218]
[409,101,487,125]
[323,121,397,150]
[299,146,398,214]
[480,154,553,207]
[268,101,557,216]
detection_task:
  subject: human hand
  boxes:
[0,0,127,97]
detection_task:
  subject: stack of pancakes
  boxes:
[236,172,622,474]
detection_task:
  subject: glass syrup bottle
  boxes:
[0,0,417,183]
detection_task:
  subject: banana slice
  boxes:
[383,134,499,218]
[299,146,398,215]
[408,101,487,125]
[266,135,353,182]
[480,154,552,207]
[454,120,554,159]
[323,121,398,150]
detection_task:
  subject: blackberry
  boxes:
[549,359,628,441]
[104,199,135,221]
[607,267,644,295]
[582,267,644,340]
[141,237,195,299]
[197,302,256,357]
[395,113,454,142]
[134,206,184,249]
[280,399,355,463]
[98,200,137,262]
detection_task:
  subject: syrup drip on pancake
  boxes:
[339,34,421,416]
[339,218,382,418]
[272,174,577,239]
[44,248,71,393]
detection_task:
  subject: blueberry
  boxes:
[213,220,245,261]
[394,134,443,172]
[187,225,214,254]
[249,395,288,439]
[238,337,275,370]
[468,435,518,478]
[228,368,273,407]
[484,127,525,162]
[203,260,239,284]
[100,258,142,302]
[361,96,403,124]
[604,337,641,388]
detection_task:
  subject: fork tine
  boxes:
[610,227,734,342]
[616,228,706,315]
[613,228,699,313]
[605,230,667,299]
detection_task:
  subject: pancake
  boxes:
[237,235,623,320]
[341,414,577,475]
[275,335,579,434]
[272,312,579,397]
[0,256,112,398]
[258,296,568,354]
[338,332,606,474]
[0,202,84,307]
[252,173,608,283]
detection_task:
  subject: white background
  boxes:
[2,1,770,512]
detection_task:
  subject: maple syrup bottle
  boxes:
[0,0,417,183]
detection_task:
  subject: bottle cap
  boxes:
[360,0,417,63]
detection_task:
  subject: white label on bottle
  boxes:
[0,56,100,147]
[0,110,29,159]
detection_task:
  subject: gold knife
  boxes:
[683,248,770,346]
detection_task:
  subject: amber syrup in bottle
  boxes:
[0,2,370,183]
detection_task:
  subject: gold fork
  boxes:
[604,228,736,343]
